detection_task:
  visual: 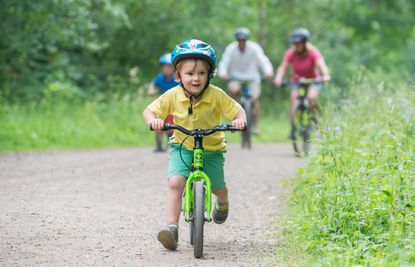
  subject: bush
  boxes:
[280,73,415,266]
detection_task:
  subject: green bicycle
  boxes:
[290,78,321,156]
[152,123,242,258]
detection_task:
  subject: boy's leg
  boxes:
[158,175,186,251]
[166,175,186,224]
[213,187,228,204]
[212,188,229,224]
[203,152,229,224]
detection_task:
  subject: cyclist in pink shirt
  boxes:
[274,28,330,116]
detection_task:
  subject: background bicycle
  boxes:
[289,78,321,156]
[239,82,254,149]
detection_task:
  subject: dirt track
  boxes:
[0,144,306,266]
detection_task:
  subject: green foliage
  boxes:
[1,0,414,101]
[0,87,288,152]
[0,91,151,151]
[278,74,415,266]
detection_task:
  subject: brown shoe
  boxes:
[212,203,229,224]
[157,225,178,250]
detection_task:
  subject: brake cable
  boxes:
[179,134,193,171]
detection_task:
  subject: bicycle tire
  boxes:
[189,209,194,245]
[241,96,252,149]
[192,181,205,258]
[303,124,311,155]
[290,100,302,156]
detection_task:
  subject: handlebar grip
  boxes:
[150,123,172,131]
[223,124,246,131]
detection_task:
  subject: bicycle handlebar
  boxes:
[298,77,323,85]
[150,123,245,136]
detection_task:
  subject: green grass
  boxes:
[276,76,415,266]
[0,94,290,152]
[0,95,153,151]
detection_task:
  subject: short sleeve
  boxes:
[310,47,322,61]
[152,74,163,88]
[146,91,171,119]
[219,90,242,121]
[283,49,294,64]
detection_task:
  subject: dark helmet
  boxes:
[234,27,250,40]
[290,28,311,43]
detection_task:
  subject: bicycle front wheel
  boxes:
[191,181,205,258]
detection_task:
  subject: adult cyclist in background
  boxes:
[148,53,178,152]
[273,28,330,119]
[218,27,273,135]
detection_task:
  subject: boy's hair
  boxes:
[174,58,211,81]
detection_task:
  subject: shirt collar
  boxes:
[177,85,212,103]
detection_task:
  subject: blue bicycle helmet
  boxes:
[159,53,172,65]
[171,39,217,71]
[171,39,217,115]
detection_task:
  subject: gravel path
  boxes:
[0,144,306,266]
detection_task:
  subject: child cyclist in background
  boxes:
[143,39,246,251]
[148,53,178,152]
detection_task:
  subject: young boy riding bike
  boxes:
[148,53,178,152]
[143,39,247,251]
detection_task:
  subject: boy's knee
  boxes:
[168,176,186,190]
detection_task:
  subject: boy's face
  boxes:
[177,59,209,96]
[161,64,172,76]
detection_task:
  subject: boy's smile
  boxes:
[178,59,209,96]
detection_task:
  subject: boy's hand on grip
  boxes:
[150,118,165,131]
[231,119,247,130]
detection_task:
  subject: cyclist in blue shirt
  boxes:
[148,53,178,96]
[148,53,178,151]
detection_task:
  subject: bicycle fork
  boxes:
[182,172,212,222]
[182,145,213,223]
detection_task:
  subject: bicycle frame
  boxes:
[295,85,310,124]
[183,136,213,223]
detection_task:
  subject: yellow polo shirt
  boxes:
[146,84,241,151]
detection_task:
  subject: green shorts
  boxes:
[167,144,226,190]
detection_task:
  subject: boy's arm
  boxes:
[143,108,164,131]
[231,108,247,129]
[148,83,156,96]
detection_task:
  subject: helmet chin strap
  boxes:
[181,72,212,116]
